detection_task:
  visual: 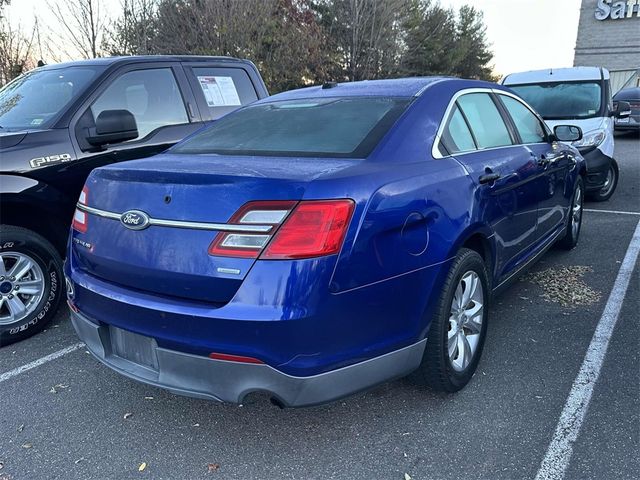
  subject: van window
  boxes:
[192,67,258,119]
[91,68,188,140]
[500,95,546,144]
[508,82,602,120]
[457,93,513,149]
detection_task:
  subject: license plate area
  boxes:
[109,327,159,371]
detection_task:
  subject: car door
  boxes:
[69,63,204,189]
[439,91,541,282]
[496,93,575,243]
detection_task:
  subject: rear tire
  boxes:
[0,225,63,347]
[588,159,618,202]
[413,248,489,392]
[558,177,584,250]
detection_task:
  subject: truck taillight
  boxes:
[208,199,354,260]
[72,186,88,233]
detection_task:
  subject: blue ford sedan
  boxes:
[66,78,585,407]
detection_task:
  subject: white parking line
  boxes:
[585,208,640,216]
[535,219,640,480]
[0,342,85,383]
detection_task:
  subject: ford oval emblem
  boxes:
[120,210,150,230]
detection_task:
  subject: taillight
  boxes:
[262,200,354,259]
[72,186,89,233]
[208,199,354,260]
[208,201,297,258]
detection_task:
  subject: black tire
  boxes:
[558,177,584,250]
[588,159,618,202]
[413,248,489,392]
[0,225,63,347]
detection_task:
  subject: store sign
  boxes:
[595,0,640,20]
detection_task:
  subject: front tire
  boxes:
[558,177,584,250]
[414,248,489,392]
[0,226,63,346]
[589,159,618,202]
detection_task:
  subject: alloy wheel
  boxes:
[571,183,583,238]
[448,271,484,372]
[0,252,46,325]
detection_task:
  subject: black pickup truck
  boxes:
[0,55,268,345]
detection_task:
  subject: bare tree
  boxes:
[0,14,37,85]
[104,0,157,56]
[48,0,106,59]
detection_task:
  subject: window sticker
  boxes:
[197,76,241,107]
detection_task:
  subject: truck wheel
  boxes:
[589,159,618,202]
[0,225,63,346]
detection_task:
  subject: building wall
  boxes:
[574,0,640,90]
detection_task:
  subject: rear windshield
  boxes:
[172,97,411,158]
[508,82,602,120]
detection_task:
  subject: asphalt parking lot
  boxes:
[1,133,638,480]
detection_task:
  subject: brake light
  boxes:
[72,186,89,233]
[262,200,354,259]
[208,199,354,260]
[208,201,297,258]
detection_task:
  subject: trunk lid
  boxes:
[72,153,355,304]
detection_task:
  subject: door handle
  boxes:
[478,172,501,184]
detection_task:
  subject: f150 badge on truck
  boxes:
[30,153,73,169]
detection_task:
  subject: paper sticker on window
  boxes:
[197,76,241,107]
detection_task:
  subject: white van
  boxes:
[502,67,630,201]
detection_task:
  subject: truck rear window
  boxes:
[192,67,259,119]
[172,97,411,158]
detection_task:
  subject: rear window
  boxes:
[172,97,411,158]
[192,67,259,119]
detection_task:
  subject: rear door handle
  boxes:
[478,172,501,184]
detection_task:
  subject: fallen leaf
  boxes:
[0,461,4,469]
[207,463,220,473]
[192,423,200,427]
[124,413,133,420]
[144,396,154,400]
[404,474,412,480]
[16,424,24,432]
[138,462,147,472]
[74,458,84,465]
[21,443,32,449]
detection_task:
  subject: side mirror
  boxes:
[612,100,631,118]
[553,125,583,142]
[86,109,138,146]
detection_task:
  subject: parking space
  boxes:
[0,136,638,480]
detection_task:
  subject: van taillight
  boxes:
[208,199,354,260]
[72,186,89,233]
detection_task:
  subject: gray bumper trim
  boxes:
[71,310,427,407]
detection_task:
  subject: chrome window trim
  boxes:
[431,87,550,160]
[76,203,274,233]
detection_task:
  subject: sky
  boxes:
[7,0,582,77]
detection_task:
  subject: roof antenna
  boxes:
[550,68,553,75]
[322,81,338,89]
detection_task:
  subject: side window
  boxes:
[91,68,188,141]
[440,105,476,155]
[500,95,546,144]
[457,93,513,149]
[192,67,258,119]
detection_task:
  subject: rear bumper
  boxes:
[578,147,614,192]
[71,309,426,407]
